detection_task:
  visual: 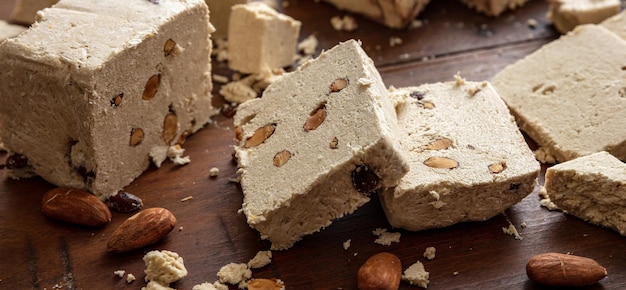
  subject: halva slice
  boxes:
[547,0,620,33]
[228,2,301,74]
[544,151,626,235]
[0,0,215,199]
[379,81,539,231]
[234,39,409,250]
[491,25,626,163]
[321,0,431,29]
[459,0,528,17]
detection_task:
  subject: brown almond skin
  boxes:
[526,253,608,287]
[41,187,112,227]
[357,252,402,290]
[107,207,176,253]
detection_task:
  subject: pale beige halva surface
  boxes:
[321,0,430,29]
[205,0,247,40]
[545,151,626,235]
[491,25,626,164]
[234,40,409,250]
[10,0,59,24]
[547,0,621,33]
[379,82,539,231]
[0,20,27,151]
[228,2,301,74]
[0,0,215,199]
[459,0,529,16]
[601,9,626,40]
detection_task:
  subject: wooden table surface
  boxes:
[1,0,625,289]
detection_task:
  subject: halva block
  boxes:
[547,0,620,33]
[491,25,626,163]
[459,0,529,16]
[228,2,301,74]
[321,0,431,29]
[0,0,215,199]
[234,40,409,250]
[545,151,626,235]
[379,82,539,231]
[206,0,247,40]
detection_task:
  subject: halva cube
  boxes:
[491,25,626,163]
[321,0,431,29]
[547,0,620,33]
[234,40,409,250]
[545,151,626,235]
[228,2,301,74]
[205,0,247,40]
[379,81,539,231]
[0,0,215,199]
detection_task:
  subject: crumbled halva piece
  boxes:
[330,15,359,31]
[538,186,559,211]
[234,40,409,250]
[502,223,523,240]
[142,281,176,290]
[217,263,251,286]
[379,82,539,231]
[114,270,125,278]
[205,0,247,40]
[459,0,529,16]
[547,0,620,33]
[219,68,284,104]
[601,9,626,40]
[322,0,431,29]
[343,239,352,250]
[423,247,436,260]
[373,228,401,246]
[228,2,301,74]
[247,250,272,269]
[0,0,216,199]
[192,281,228,290]
[545,151,626,235]
[143,250,188,286]
[492,25,626,163]
[127,273,136,284]
[9,0,58,24]
[402,261,430,288]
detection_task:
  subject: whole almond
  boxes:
[526,253,607,287]
[357,252,402,290]
[107,207,176,253]
[41,187,112,227]
[247,278,285,290]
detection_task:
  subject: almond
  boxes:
[107,207,176,253]
[41,187,112,227]
[526,253,607,287]
[357,252,402,290]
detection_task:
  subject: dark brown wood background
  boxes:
[1,0,625,289]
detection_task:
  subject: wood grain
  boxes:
[2,1,625,289]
